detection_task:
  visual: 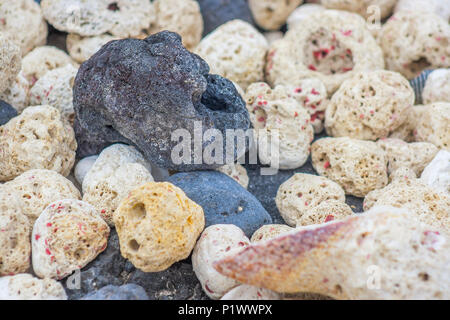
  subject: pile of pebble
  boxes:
[0,0,449,300]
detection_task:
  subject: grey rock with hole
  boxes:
[73,31,250,171]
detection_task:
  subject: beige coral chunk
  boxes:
[0,72,30,113]
[0,0,48,55]
[114,182,204,273]
[192,224,250,299]
[32,199,109,279]
[21,46,78,85]
[30,64,79,123]
[245,82,314,169]
[395,0,450,23]
[296,199,354,227]
[325,70,415,140]
[414,102,450,150]
[423,69,450,104]
[0,105,77,182]
[311,137,388,197]
[321,0,397,19]
[0,274,67,300]
[389,166,417,183]
[41,0,155,37]
[82,144,151,191]
[364,179,450,234]
[420,150,450,196]
[148,0,203,50]
[379,11,450,79]
[0,33,21,94]
[221,284,281,300]
[266,10,384,94]
[83,163,153,226]
[287,4,325,30]
[2,169,80,228]
[251,224,294,243]
[376,138,439,176]
[276,173,346,226]
[194,20,268,90]
[284,78,329,133]
[66,33,118,64]
[249,0,303,31]
[214,206,450,299]
[0,190,31,276]
[389,104,427,142]
[216,163,249,189]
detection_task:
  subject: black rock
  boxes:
[81,284,149,300]
[168,171,272,237]
[197,0,255,35]
[63,229,208,300]
[74,31,250,171]
[0,100,17,126]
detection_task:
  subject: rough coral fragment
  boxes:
[214,206,450,299]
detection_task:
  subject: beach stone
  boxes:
[81,284,148,300]
[168,171,272,237]
[422,69,450,104]
[364,178,450,234]
[74,155,98,185]
[0,0,48,56]
[2,169,81,228]
[267,10,384,95]
[251,224,294,243]
[21,46,78,86]
[62,229,208,300]
[197,0,254,36]
[249,0,303,31]
[0,190,31,276]
[0,105,77,182]
[0,72,30,113]
[216,163,249,189]
[0,34,21,93]
[275,173,346,226]
[420,150,450,196]
[215,206,450,299]
[149,0,203,50]
[311,137,388,197]
[379,11,450,80]
[325,70,415,140]
[192,224,250,299]
[114,182,204,272]
[32,199,110,279]
[0,100,17,125]
[0,274,67,300]
[195,20,268,90]
[414,102,450,150]
[73,31,250,170]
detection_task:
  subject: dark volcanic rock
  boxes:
[0,100,17,125]
[64,229,208,300]
[73,31,250,171]
[197,0,255,35]
[81,284,149,300]
[168,171,272,237]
